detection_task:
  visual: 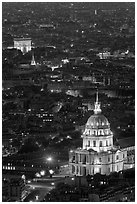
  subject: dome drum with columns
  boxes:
[69,91,134,176]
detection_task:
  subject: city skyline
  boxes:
[2,1,135,202]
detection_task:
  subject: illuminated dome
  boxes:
[86,113,110,129]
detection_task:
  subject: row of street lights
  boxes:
[35,156,54,178]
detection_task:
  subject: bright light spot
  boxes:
[35,173,41,177]
[27,180,31,183]
[67,135,72,139]
[40,170,45,176]
[35,195,39,200]
[49,169,54,175]
[47,157,52,162]
[22,175,25,180]
[71,178,75,181]
[70,43,74,47]
[51,182,55,185]
[62,59,69,64]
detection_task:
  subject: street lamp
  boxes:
[47,157,53,177]
[47,157,52,162]
[49,169,54,178]
[40,170,45,176]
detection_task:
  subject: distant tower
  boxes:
[108,77,111,86]
[31,53,36,66]
[95,9,97,15]
[103,77,105,86]
[92,73,96,83]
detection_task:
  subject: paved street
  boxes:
[23,176,66,202]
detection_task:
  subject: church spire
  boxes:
[31,52,36,66]
[94,90,102,114]
[96,89,98,103]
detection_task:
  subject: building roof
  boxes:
[117,137,135,148]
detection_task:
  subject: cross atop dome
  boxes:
[94,90,102,114]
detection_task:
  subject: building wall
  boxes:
[69,148,127,176]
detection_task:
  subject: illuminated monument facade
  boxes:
[14,38,31,54]
[69,92,134,176]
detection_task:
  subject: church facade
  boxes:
[69,93,134,176]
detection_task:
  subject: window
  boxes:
[117,165,118,171]
[123,154,125,159]
[108,157,110,162]
[106,140,108,146]
[99,158,102,162]
[88,140,90,147]
[93,141,96,147]
[99,168,101,174]
[99,141,102,147]
[116,155,119,160]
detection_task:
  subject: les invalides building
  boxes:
[69,92,135,176]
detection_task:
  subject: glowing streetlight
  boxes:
[49,169,54,175]
[40,170,45,176]
[49,169,54,178]
[35,173,41,178]
[47,157,52,162]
